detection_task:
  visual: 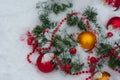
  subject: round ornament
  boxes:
[90,57,97,63]
[107,16,120,30]
[36,53,55,73]
[77,31,97,50]
[93,71,111,80]
[69,48,77,54]
[103,0,120,10]
[107,32,113,38]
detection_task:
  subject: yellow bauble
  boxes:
[94,71,111,80]
[77,31,97,50]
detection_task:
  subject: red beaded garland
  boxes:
[25,12,118,79]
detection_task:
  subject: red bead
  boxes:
[119,71,120,73]
[90,57,97,63]
[62,19,64,22]
[79,72,81,74]
[86,78,89,80]
[107,32,113,38]
[69,48,77,54]
[64,18,67,20]
[60,22,62,24]
[86,71,89,73]
[82,71,85,73]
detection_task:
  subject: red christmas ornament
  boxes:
[107,32,113,38]
[107,16,120,30]
[64,64,71,71]
[69,48,77,54]
[36,53,55,73]
[42,29,48,34]
[104,0,120,10]
[90,57,97,63]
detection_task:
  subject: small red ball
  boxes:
[69,48,77,54]
[90,57,97,63]
[36,55,55,73]
[64,64,71,71]
[107,32,113,38]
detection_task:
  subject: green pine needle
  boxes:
[83,7,97,23]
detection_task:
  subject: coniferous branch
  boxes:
[96,43,112,56]
[67,14,79,26]
[83,6,97,23]
[77,20,87,31]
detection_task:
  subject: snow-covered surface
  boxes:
[0,0,120,80]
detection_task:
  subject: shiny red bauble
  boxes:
[107,32,113,38]
[107,16,120,30]
[90,57,97,63]
[36,54,55,73]
[105,0,120,10]
[69,48,77,54]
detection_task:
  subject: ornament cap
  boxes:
[93,71,111,80]
[108,25,113,30]
[42,53,54,63]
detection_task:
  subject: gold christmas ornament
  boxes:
[77,31,97,50]
[93,71,111,80]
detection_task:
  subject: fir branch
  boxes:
[83,6,97,23]
[108,55,120,68]
[39,14,50,24]
[32,25,44,37]
[70,63,84,73]
[77,20,87,31]
[61,58,71,64]
[96,43,112,56]
[67,14,79,26]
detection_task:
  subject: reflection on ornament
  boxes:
[77,31,97,50]
[36,53,55,73]
[107,17,120,30]
[94,71,111,80]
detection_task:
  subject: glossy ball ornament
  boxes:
[90,57,97,63]
[36,53,55,73]
[69,48,77,54]
[107,32,113,38]
[93,71,111,80]
[107,16,120,30]
[103,0,120,10]
[77,31,97,50]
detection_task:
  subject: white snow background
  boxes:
[0,0,120,80]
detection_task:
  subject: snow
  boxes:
[0,0,120,80]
